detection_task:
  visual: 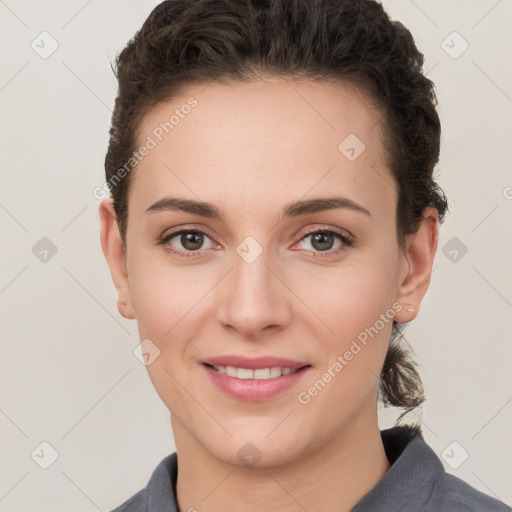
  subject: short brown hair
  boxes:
[105,0,449,424]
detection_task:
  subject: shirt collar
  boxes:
[351,425,444,511]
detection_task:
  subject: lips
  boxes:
[201,362,312,401]
[200,355,312,400]
[201,355,310,370]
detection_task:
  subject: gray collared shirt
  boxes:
[111,426,511,511]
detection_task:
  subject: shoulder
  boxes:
[353,426,511,512]
[426,471,511,512]
[109,488,146,512]
[109,452,178,512]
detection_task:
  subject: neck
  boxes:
[172,406,391,512]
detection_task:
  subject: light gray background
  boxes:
[1,0,511,510]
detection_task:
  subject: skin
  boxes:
[99,77,439,512]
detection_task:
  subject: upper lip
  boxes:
[202,355,310,370]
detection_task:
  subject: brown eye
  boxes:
[179,231,204,251]
[310,232,336,251]
[159,229,216,257]
[294,227,354,258]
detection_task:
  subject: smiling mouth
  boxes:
[203,363,310,380]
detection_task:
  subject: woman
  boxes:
[99,0,510,510]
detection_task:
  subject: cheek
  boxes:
[306,255,397,334]
[305,254,397,381]
[128,268,201,409]
[130,276,173,340]
[297,280,395,425]
[128,258,204,341]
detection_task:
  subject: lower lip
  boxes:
[201,364,311,401]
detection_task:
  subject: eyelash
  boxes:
[158,226,354,259]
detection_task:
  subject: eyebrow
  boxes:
[145,196,371,220]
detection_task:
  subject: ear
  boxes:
[98,198,136,320]
[394,207,439,323]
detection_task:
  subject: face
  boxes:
[101,78,434,468]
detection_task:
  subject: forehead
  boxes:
[129,78,397,222]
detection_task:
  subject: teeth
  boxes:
[211,365,299,379]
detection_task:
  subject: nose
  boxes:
[215,248,292,340]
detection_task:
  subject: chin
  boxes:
[204,431,305,469]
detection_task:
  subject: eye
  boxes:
[293,226,353,257]
[158,226,354,258]
[158,229,217,257]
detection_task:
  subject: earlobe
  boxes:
[394,207,439,323]
[99,198,136,320]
